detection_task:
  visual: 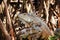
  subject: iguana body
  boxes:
[18,13,52,38]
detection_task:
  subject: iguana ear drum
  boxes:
[0,0,3,4]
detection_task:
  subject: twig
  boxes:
[0,19,11,40]
[44,0,50,23]
[3,0,15,40]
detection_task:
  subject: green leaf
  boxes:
[48,35,58,40]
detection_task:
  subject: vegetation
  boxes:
[0,0,60,40]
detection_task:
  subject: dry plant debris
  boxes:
[0,0,59,40]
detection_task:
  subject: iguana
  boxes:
[17,13,52,38]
